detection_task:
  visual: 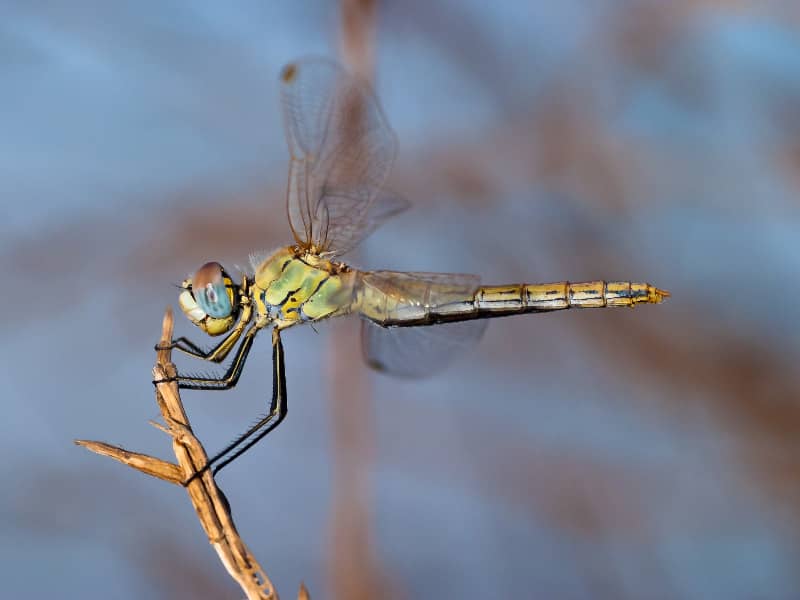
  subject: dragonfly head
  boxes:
[178,262,242,336]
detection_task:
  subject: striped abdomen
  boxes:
[475,281,669,314]
[358,275,669,327]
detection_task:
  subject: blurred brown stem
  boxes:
[76,307,306,600]
[340,0,376,78]
[320,2,388,599]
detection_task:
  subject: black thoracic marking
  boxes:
[276,286,303,308]
[280,258,292,273]
[294,276,331,321]
[306,275,330,300]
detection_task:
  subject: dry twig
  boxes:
[76,308,306,600]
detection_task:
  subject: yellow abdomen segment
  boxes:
[476,281,670,313]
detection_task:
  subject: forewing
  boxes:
[355,190,409,243]
[280,58,397,254]
[359,271,487,377]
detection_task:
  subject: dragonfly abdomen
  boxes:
[370,280,669,327]
[475,281,669,315]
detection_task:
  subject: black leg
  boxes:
[155,325,259,390]
[183,330,287,485]
[160,336,211,357]
[161,336,239,363]
[155,302,253,363]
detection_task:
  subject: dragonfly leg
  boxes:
[156,336,206,356]
[183,328,287,485]
[155,323,260,390]
[155,303,253,363]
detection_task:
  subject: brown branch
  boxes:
[76,307,308,600]
[340,0,376,78]
[323,4,387,599]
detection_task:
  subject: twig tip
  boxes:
[298,582,311,600]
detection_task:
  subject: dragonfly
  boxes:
[161,58,669,478]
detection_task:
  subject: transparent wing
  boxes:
[358,271,487,377]
[361,320,487,378]
[359,270,481,311]
[280,58,398,255]
[314,189,409,254]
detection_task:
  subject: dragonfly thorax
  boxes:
[252,246,356,328]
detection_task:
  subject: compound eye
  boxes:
[193,261,233,318]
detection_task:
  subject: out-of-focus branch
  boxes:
[76,308,304,600]
[340,0,376,78]
[324,3,387,600]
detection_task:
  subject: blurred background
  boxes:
[2,1,800,598]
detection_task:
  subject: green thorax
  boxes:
[252,246,356,327]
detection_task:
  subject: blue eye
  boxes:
[196,281,232,318]
[191,262,235,319]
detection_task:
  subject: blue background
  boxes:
[2,2,800,598]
